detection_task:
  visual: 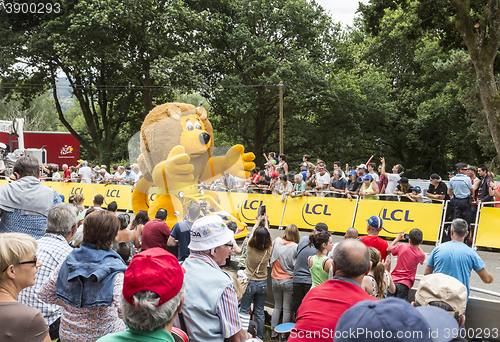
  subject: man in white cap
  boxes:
[179,215,252,342]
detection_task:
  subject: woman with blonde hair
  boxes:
[362,247,396,299]
[0,233,50,342]
[270,224,300,339]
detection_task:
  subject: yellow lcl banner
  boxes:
[354,200,443,241]
[475,207,500,249]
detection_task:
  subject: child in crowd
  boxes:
[359,215,388,261]
[406,186,423,202]
[116,242,131,265]
[387,228,425,300]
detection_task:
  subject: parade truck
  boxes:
[0,119,80,176]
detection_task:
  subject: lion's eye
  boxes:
[194,122,202,130]
[186,122,194,131]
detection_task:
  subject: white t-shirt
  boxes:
[316,172,331,197]
[78,166,92,183]
[385,173,401,195]
[369,171,380,183]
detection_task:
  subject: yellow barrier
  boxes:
[224,192,286,226]
[60,183,98,207]
[281,196,356,232]
[0,180,8,186]
[354,200,443,242]
[42,181,64,194]
[94,184,133,210]
[475,207,500,248]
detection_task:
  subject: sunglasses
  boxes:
[2,257,38,272]
[224,243,234,250]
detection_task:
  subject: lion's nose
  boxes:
[200,132,210,145]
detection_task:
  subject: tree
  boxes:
[0,0,197,164]
[359,0,500,164]
[176,0,340,165]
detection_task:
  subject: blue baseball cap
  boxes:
[335,297,458,342]
[411,186,421,192]
[361,174,373,181]
[347,169,357,176]
[366,215,383,229]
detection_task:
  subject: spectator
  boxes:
[315,163,331,197]
[180,215,251,342]
[78,160,92,183]
[330,169,347,198]
[380,157,403,198]
[52,165,61,181]
[345,170,362,201]
[276,154,288,176]
[334,297,458,342]
[447,162,473,222]
[333,161,347,180]
[62,164,71,180]
[123,166,136,185]
[167,202,201,262]
[387,229,425,301]
[291,173,307,198]
[18,203,78,341]
[0,233,50,342]
[407,186,423,202]
[356,164,367,177]
[272,174,293,199]
[239,214,273,339]
[130,210,150,244]
[377,164,388,196]
[367,162,379,183]
[39,211,128,341]
[107,201,118,213]
[141,209,171,251]
[289,239,377,342]
[98,168,114,184]
[97,248,185,342]
[114,166,126,185]
[270,224,300,340]
[132,165,142,185]
[361,247,395,299]
[394,177,412,202]
[426,173,449,203]
[303,154,315,169]
[327,228,358,265]
[116,242,131,265]
[308,231,333,288]
[476,164,494,207]
[425,218,493,299]
[70,166,79,182]
[299,162,308,181]
[254,170,271,194]
[359,215,388,261]
[359,174,379,200]
[414,273,467,329]
[82,194,104,217]
[113,214,141,257]
[292,223,328,315]
[0,156,62,239]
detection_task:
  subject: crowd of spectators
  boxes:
[0,155,499,342]
[39,161,142,186]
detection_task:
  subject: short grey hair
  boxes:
[46,203,79,237]
[451,218,468,238]
[294,173,303,181]
[334,169,342,177]
[121,284,185,331]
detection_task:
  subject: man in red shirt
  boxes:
[141,209,171,251]
[289,239,377,342]
[359,215,388,261]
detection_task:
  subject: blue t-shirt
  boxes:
[447,174,473,199]
[170,220,194,261]
[427,241,485,299]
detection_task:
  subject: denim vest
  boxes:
[182,256,233,342]
[56,243,127,308]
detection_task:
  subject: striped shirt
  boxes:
[18,233,73,325]
[188,254,242,338]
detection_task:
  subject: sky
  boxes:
[315,0,370,27]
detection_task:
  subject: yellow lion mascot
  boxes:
[132,102,255,226]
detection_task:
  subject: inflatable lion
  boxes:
[132,102,255,226]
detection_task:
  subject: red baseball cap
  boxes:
[122,248,184,306]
